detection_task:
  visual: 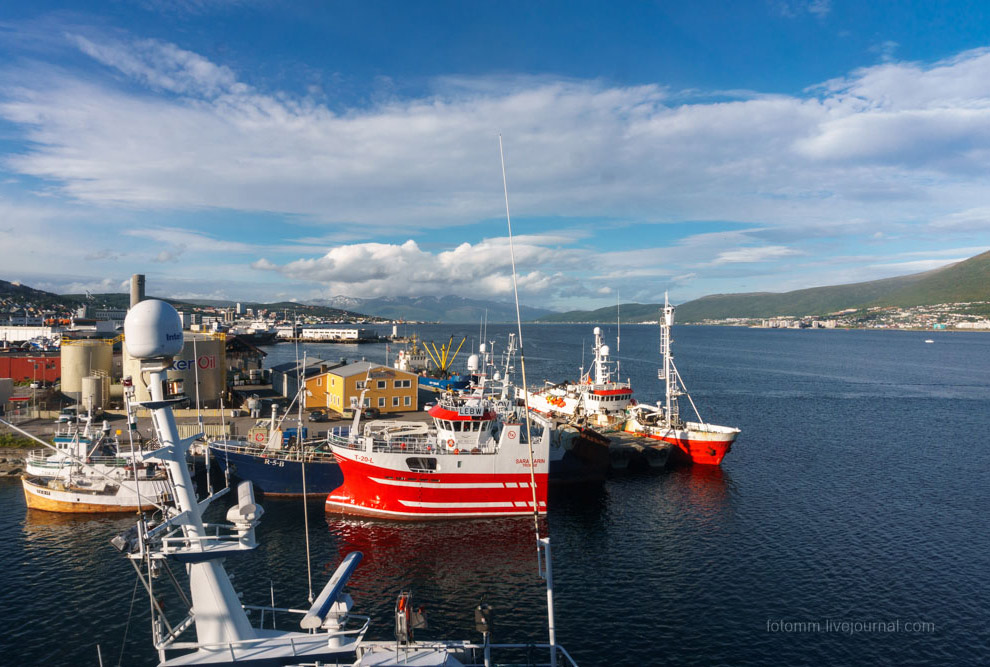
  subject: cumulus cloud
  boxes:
[258,236,586,300]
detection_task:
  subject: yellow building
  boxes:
[306,361,418,415]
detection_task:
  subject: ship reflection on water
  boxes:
[22,507,135,540]
[671,464,733,517]
[323,516,552,645]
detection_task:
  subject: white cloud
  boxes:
[928,208,990,232]
[258,236,586,300]
[8,32,990,232]
[712,245,802,265]
[126,227,258,254]
[867,258,966,273]
[69,35,245,98]
[2,29,990,305]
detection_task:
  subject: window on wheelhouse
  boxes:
[406,457,437,472]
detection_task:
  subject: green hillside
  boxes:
[674,272,929,321]
[533,249,990,323]
[534,303,660,323]
[878,251,990,306]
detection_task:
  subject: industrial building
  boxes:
[0,353,60,383]
[122,331,227,409]
[300,327,375,341]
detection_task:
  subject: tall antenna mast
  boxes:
[498,135,540,541]
[298,351,314,603]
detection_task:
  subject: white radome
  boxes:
[124,299,184,359]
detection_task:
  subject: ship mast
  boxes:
[660,292,679,425]
[499,133,558,667]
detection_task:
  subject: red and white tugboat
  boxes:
[326,391,549,519]
[624,294,740,465]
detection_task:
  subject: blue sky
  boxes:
[2,1,990,310]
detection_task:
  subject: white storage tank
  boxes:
[123,332,227,407]
[80,375,108,411]
[60,340,113,401]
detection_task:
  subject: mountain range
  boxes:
[309,295,556,323]
[4,248,988,323]
[535,249,990,323]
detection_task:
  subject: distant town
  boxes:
[692,302,990,330]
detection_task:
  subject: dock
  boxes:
[607,432,674,471]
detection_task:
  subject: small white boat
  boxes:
[21,473,170,513]
[925,339,935,344]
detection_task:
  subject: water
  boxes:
[2,325,988,665]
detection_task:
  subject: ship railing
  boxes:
[327,429,361,451]
[358,640,578,667]
[157,609,370,654]
[209,441,338,463]
[154,520,267,554]
[370,436,434,454]
[463,643,578,667]
[26,451,130,466]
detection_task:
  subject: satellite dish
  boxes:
[124,300,183,360]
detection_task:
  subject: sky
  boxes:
[2,1,990,311]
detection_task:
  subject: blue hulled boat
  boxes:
[209,435,343,497]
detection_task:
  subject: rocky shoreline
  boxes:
[0,448,27,477]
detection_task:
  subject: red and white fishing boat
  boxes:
[326,391,549,520]
[525,326,633,430]
[624,294,740,465]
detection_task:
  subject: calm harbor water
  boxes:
[2,324,988,665]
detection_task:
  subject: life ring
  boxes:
[254,432,265,443]
[447,438,455,448]
[507,430,516,440]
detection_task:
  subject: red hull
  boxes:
[326,455,547,520]
[631,430,735,466]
